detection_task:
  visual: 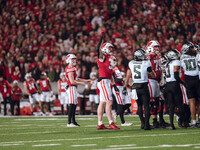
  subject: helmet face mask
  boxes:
[100,43,114,55]
[146,40,160,54]
[65,54,77,66]
[161,55,168,66]
[134,48,147,61]
[90,72,97,79]
[25,73,31,81]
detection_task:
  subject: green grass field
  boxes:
[0,115,199,150]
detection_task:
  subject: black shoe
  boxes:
[159,122,166,128]
[153,121,160,128]
[169,125,176,130]
[144,125,151,130]
[178,119,183,128]
[141,123,145,129]
[73,122,80,127]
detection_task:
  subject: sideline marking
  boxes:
[32,144,61,147]
[71,144,97,147]
[0,132,199,145]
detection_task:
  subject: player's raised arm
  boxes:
[97,28,105,59]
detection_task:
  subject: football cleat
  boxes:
[121,122,132,126]
[169,125,176,130]
[67,123,77,127]
[109,122,120,130]
[97,124,109,130]
[73,122,80,127]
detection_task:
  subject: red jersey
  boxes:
[23,79,37,94]
[113,66,124,86]
[12,86,22,101]
[65,65,77,86]
[0,80,12,98]
[147,54,161,81]
[37,78,51,91]
[58,79,68,92]
[97,55,113,79]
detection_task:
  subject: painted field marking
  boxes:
[109,144,136,147]
[32,144,61,147]
[71,144,97,147]
[0,143,24,147]
[92,143,200,150]
[0,131,60,135]
[194,147,200,149]
[0,132,199,145]
[14,118,95,121]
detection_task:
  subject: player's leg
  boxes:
[167,91,175,130]
[17,101,20,115]
[29,95,34,115]
[89,94,94,114]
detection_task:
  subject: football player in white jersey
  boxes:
[88,71,99,114]
[125,48,156,130]
[181,42,200,128]
[194,44,200,126]
[164,49,189,129]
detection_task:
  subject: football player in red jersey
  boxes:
[146,40,169,128]
[0,75,12,115]
[58,72,68,115]
[96,29,120,130]
[24,73,41,115]
[37,72,53,115]
[112,58,132,126]
[65,54,90,127]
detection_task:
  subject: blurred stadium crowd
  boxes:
[0,0,200,82]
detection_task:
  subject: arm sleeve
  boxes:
[97,36,103,58]
[174,71,186,86]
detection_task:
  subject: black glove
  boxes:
[113,84,119,92]
[122,87,128,95]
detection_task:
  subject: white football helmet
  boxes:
[146,40,160,54]
[100,42,114,55]
[109,55,117,68]
[90,71,97,79]
[25,73,31,81]
[59,72,66,80]
[65,54,77,66]
[41,72,47,76]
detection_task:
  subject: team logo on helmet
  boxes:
[100,42,114,55]
[166,49,180,60]
[65,54,77,66]
[146,40,160,54]
[134,48,147,61]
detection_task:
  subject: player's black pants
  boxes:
[68,104,77,124]
[134,83,150,127]
[3,96,12,115]
[165,81,187,127]
[11,100,20,115]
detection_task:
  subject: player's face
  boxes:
[154,45,160,54]
[0,77,3,82]
[71,58,77,66]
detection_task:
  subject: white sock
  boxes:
[98,121,103,126]
[109,120,113,124]
[192,120,196,124]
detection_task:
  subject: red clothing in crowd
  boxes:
[12,86,22,101]
[0,79,12,98]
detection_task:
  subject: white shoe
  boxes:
[67,123,77,127]
[121,122,132,126]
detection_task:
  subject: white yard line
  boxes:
[0,132,199,145]
[71,144,97,147]
[13,118,95,121]
[0,131,60,135]
[92,144,200,150]
[32,144,61,147]
[0,144,24,146]
[109,144,136,147]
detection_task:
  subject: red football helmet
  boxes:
[146,40,160,54]
[100,42,114,55]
